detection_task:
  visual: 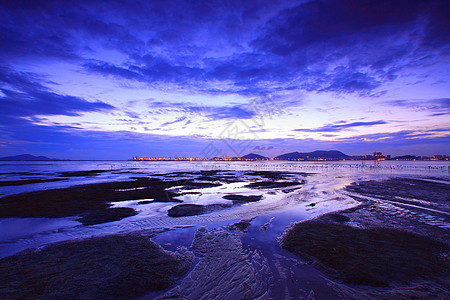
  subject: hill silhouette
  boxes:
[0,154,53,161]
[275,150,349,160]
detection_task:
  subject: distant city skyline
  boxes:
[0,1,449,159]
[2,151,448,162]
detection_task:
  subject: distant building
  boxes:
[373,152,385,160]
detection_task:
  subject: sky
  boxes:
[0,0,449,159]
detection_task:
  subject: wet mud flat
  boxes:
[0,170,110,187]
[0,232,194,299]
[0,225,273,300]
[0,170,307,225]
[164,170,306,217]
[280,177,450,298]
[0,173,228,225]
[0,177,184,225]
[0,178,69,187]
[167,195,266,217]
[0,169,312,299]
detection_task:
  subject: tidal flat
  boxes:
[0,232,194,299]
[280,177,449,298]
[0,161,448,299]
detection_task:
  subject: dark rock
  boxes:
[59,170,109,177]
[195,176,219,181]
[245,180,305,189]
[179,191,201,195]
[168,204,206,217]
[222,194,263,202]
[282,187,302,193]
[168,203,231,217]
[245,171,286,180]
[228,217,255,231]
[259,217,275,231]
[181,180,222,190]
[200,170,222,176]
[137,200,153,205]
[76,207,138,225]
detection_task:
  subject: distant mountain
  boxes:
[240,153,268,160]
[0,154,54,161]
[275,150,350,160]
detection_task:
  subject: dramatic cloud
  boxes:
[141,99,259,121]
[160,116,187,127]
[253,0,449,94]
[0,68,114,122]
[253,145,274,151]
[3,0,447,96]
[294,121,388,132]
[384,98,450,116]
[0,67,114,152]
[0,0,448,158]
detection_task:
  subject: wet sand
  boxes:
[155,227,271,299]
